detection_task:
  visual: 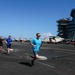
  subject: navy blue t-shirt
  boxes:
[6,38,12,45]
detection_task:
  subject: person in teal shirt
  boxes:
[30,33,42,66]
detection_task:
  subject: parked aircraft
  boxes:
[49,36,64,43]
[42,36,64,44]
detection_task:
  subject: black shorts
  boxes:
[0,43,3,46]
[33,51,39,56]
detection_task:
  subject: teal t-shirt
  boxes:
[31,38,42,51]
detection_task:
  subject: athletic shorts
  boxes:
[33,51,39,56]
[0,43,3,46]
[7,44,11,48]
[0,41,3,46]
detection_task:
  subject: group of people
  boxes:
[0,35,12,54]
[0,33,42,66]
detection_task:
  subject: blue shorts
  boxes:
[7,44,11,48]
[33,51,39,56]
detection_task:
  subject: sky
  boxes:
[0,0,75,38]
